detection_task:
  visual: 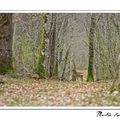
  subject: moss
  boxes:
[42,14,48,23]
[110,85,120,93]
[0,67,4,74]
[0,63,13,74]
[36,56,45,78]
[87,15,95,82]
[36,14,48,78]
[87,66,94,82]
[87,76,94,82]
[6,63,13,74]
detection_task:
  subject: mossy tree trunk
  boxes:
[87,14,96,82]
[36,13,48,78]
[0,14,13,74]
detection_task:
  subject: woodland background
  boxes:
[0,13,120,106]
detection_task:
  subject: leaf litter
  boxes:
[0,78,119,106]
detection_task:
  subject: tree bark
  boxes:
[36,13,48,78]
[87,14,96,82]
[61,46,70,80]
[0,14,13,74]
[48,14,56,77]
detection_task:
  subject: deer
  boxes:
[71,60,84,81]
[72,69,84,81]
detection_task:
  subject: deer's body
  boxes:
[72,69,84,81]
[75,71,84,80]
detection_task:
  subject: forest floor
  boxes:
[0,76,120,106]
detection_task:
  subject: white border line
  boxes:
[0,107,120,110]
[0,10,120,13]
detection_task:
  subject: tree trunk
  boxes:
[0,14,13,74]
[87,14,96,82]
[110,54,120,92]
[71,60,77,81]
[48,14,56,78]
[36,13,48,78]
[61,46,70,80]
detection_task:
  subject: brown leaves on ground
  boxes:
[0,78,119,106]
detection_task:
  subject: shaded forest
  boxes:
[0,13,120,106]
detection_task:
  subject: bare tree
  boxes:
[87,14,96,82]
[61,46,70,80]
[48,13,57,77]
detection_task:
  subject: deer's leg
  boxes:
[80,75,83,81]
